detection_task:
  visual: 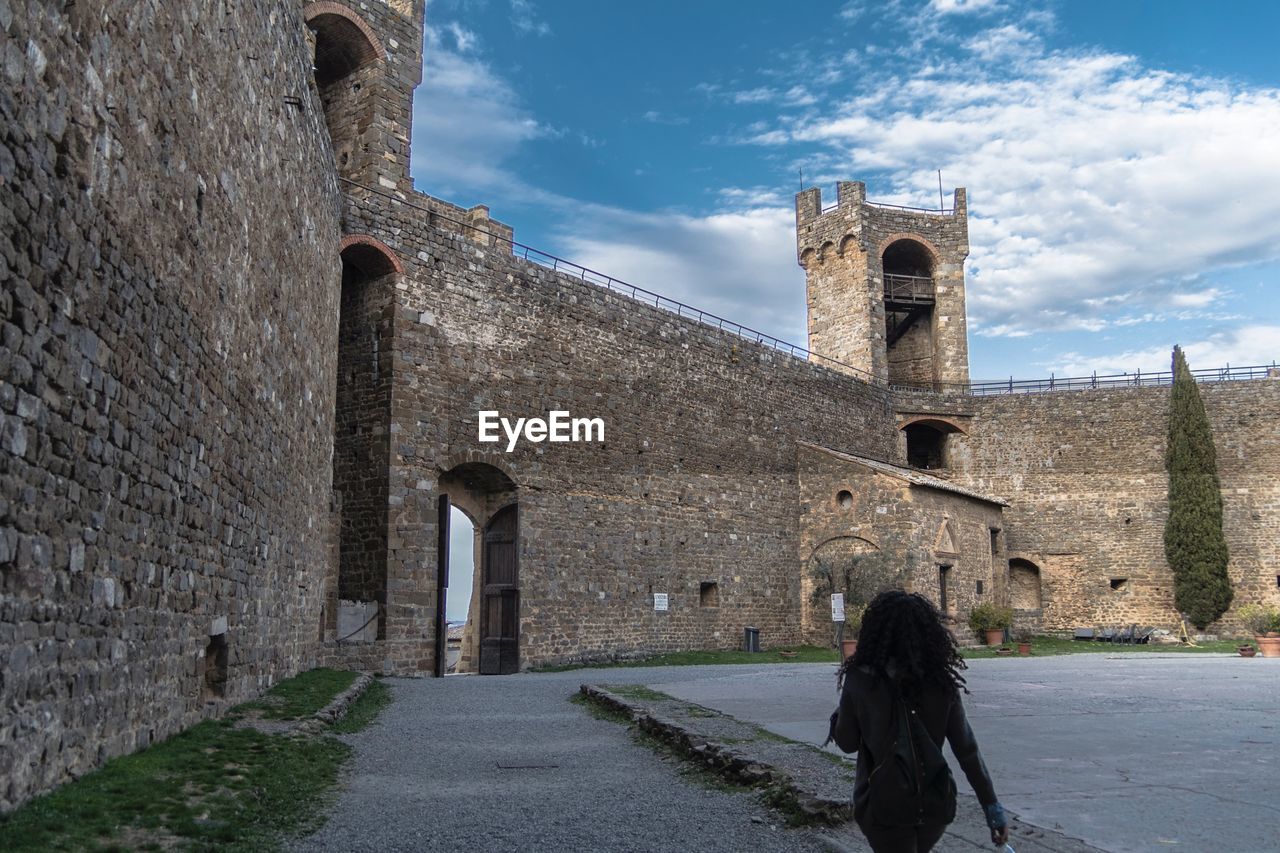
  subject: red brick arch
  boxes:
[340,234,404,275]
[304,2,386,85]
[877,232,941,264]
[897,414,968,435]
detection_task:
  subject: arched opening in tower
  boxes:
[882,239,937,389]
[332,239,399,642]
[305,5,384,178]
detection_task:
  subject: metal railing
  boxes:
[338,179,883,384]
[338,179,1275,399]
[884,273,935,304]
[895,364,1280,396]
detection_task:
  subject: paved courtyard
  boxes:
[298,655,1277,852]
[651,654,1280,853]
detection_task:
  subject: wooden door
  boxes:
[479,504,519,675]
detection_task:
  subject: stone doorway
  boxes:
[437,462,519,675]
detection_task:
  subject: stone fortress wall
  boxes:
[1,0,342,813]
[951,383,1280,633]
[3,0,1278,815]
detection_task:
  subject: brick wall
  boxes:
[0,0,341,812]
[797,444,1006,645]
[327,189,906,671]
[947,380,1280,633]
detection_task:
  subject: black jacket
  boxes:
[832,664,998,810]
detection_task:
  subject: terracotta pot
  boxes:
[1238,645,1257,658]
[1256,636,1280,658]
[1266,632,1280,639]
[841,639,858,660]
[996,647,1013,656]
[984,628,1005,646]
[1017,642,1031,656]
[778,650,798,659]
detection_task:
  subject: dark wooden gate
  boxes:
[479,504,519,675]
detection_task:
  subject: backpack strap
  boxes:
[866,677,903,776]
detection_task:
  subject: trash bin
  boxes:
[743,626,760,653]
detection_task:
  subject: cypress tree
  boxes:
[1164,346,1232,628]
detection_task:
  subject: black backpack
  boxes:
[855,683,958,827]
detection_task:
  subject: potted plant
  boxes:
[1014,629,1032,656]
[1238,644,1257,658]
[969,603,1014,646]
[841,609,863,660]
[1238,604,1280,658]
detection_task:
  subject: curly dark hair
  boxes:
[838,590,968,699]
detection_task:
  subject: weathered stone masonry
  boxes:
[4,0,1278,816]
[1,0,341,813]
[948,382,1280,633]
[330,186,906,674]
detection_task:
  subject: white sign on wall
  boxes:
[831,593,845,622]
[654,593,669,612]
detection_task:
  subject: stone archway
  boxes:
[438,462,519,675]
[803,536,889,643]
[331,237,400,643]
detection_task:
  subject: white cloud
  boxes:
[509,0,551,37]
[751,43,1280,338]
[1054,325,1280,376]
[555,205,807,344]
[411,22,555,200]
[931,0,1000,15]
[733,87,777,104]
[642,110,689,126]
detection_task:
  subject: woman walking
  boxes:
[829,590,1010,852]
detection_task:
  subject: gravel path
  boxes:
[291,668,834,852]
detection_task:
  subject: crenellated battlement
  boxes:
[796,181,971,389]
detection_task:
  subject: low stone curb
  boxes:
[580,683,1104,852]
[295,673,375,735]
[580,684,854,824]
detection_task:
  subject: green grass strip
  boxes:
[239,667,358,720]
[0,668,384,852]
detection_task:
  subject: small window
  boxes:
[905,424,947,469]
[1110,578,1128,591]
[699,582,719,608]
[976,580,984,595]
[836,490,853,509]
[989,529,999,555]
[204,634,229,698]
[937,565,951,613]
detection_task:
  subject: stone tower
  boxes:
[795,181,971,389]
[302,0,426,191]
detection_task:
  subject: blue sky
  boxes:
[410,0,1280,381]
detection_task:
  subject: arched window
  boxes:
[900,416,964,470]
